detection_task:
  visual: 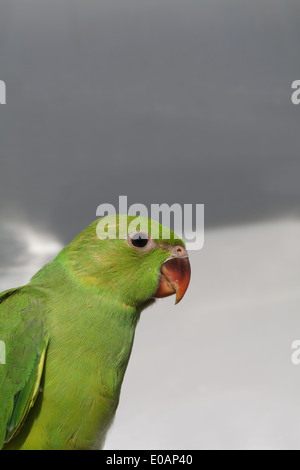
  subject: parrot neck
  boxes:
[31,258,142,347]
[28,259,144,448]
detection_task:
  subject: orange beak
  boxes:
[154,255,191,304]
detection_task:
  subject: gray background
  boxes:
[0,0,300,449]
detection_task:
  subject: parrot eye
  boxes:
[128,231,151,249]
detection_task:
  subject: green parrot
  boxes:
[0,215,191,450]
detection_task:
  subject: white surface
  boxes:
[105,218,300,450]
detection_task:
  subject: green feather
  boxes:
[0,288,48,447]
[0,216,184,450]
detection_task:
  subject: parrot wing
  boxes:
[0,286,49,448]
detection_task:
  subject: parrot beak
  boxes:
[154,248,191,304]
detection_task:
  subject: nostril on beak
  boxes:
[174,245,187,258]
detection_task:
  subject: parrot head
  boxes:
[59,215,191,308]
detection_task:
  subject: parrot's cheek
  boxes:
[154,256,191,304]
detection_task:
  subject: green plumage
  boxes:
[0,216,185,450]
